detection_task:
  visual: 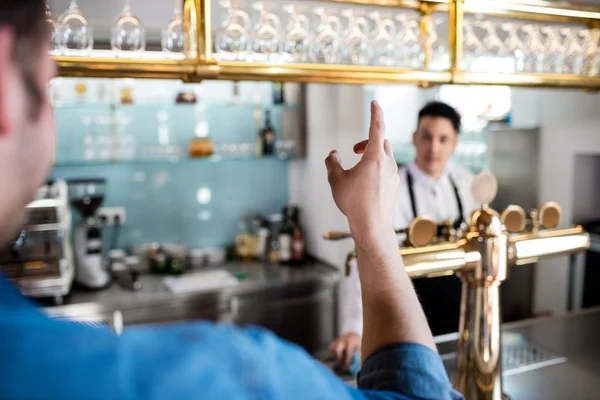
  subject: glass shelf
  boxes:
[53,154,295,168]
[52,102,297,111]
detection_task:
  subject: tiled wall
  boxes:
[50,79,291,249]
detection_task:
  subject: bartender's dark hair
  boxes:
[418,101,461,133]
[0,0,48,118]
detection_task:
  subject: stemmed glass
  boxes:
[462,18,484,71]
[395,13,422,69]
[342,9,370,65]
[46,1,63,54]
[521,25,545,73]
[111,0,146,55]
[162,0,185,54]
[369,11,395,67]
[282,4,311,63]
[501,22,526,73]
[476,20,506,72]
[251,2,282,62]
[312,8,342,64]
[541,26,565,74]
[214,0,251,61]
[57,0,93,55]
[560,27,584,75]
[580,29,600,76]
[422,15,449,71]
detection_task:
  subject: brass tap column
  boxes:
[456,209,507,400]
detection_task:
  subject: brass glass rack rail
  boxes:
[52,0,600,89]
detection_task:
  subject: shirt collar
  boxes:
[408,161,450,192]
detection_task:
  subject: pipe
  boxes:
[508,226,590,265]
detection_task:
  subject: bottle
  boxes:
[75,81,88,104]
[272,82,285,104]
[260,110,276,156]
[235,215,253,261]
[231,82,243,105]
[266,214,283,264]
[189,105,214,158]
[290,206,306,265]
[279,207,295,264]
[255,216,270,261]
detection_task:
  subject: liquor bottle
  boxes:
[260,110,276,156]
[235,215,253,261]
[266,214,283,264]
[279,207,295,264]
[253,215,269,261]
[272,82,285,104]
[290,206,306,265]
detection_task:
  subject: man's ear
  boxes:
[412,131,417,146]
[0,28,15,138]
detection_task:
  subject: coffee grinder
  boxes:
[68,178,110,289]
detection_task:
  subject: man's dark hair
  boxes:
[417,101,461,133]
[0,0,48,118]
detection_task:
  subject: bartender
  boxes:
[330,101,480,368]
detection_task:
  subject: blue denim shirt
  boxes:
[0,276,463,400]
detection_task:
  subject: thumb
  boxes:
[325,150,344,182]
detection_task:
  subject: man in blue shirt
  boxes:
[0,1,463,399]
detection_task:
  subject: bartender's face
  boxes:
[413,116,458,178]
[0,29,55,243]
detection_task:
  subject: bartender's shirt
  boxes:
[0,275,462,399]
[342,161,479,336]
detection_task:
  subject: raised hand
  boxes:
[325,101,399,246]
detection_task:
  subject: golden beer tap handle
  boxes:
[322,231,354,241]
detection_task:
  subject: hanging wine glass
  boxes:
[476,20,508,73]
[369,11,395,67]
[560,27,584,75]
[282,4,311,63]
[521,24,545,73]
[162,0,185,54]
[312,8,341,64]
[422,15,449,71]
[45,1,63,55]
[501,22,526,73]
[251,2,281,62]
[579,29,600,76]
[540,26,565,74]
[214,0,251,61]
[462,18,484,71]
[342,9,370,65]
[111,0,146,55]
[395,13,422,69]
[57,0,93,55]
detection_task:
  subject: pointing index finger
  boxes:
[367,101,386,154]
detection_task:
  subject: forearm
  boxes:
[354,227,436,359]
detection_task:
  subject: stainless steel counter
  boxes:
[44,261,341,352]
[318,307,600,399]
[437,307,600,400]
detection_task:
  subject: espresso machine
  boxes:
[68,178,111,289]
[0,180,75,304]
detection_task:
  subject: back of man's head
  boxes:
[417,101,461,134]
[0,0,54,244]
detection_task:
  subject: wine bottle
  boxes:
[261,110,276,156]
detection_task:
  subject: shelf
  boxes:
[463,0,600,23]
[53,154,295,168]
[452,71,600,89]
[216,61,452,85]
[315,0,449,10]
[49,0,600,89]
[52,103,298,111]
[53,50,217,80]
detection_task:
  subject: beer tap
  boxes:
[323,172,589,400]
